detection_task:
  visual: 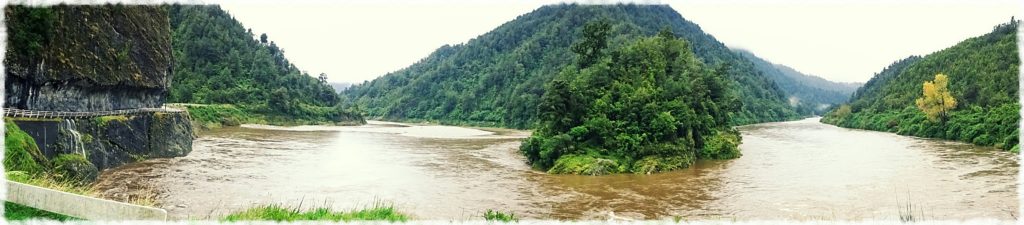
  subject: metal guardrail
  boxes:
[6,180,168,220]
[3,107,184,119]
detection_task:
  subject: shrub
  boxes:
[700,130,742,160]
[631,154,694,174]
[548,154,621,175]
[483,209,518,222]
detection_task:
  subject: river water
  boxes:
[92,118,1018,220]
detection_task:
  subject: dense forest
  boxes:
[521,25,742,175]
[735,49,862,115]
[342,4,806,129]
[166,5,363,126]
[822,20,1019,152]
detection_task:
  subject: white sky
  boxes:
[217,0,1021,84]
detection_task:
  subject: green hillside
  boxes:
[166,5,363,126]
[342,4,801,129]
[823,20,1019,152]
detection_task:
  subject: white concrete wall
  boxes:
[5,180,166,220]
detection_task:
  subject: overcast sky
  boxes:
[219,0,1021,84]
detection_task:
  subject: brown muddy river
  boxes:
[93,118,1018,220]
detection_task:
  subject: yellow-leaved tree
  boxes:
[915,73,957,122]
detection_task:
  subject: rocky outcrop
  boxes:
[4,5,172,111]
[62,113,193,171]
[10,112,193,177]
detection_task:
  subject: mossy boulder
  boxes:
[4,120,48,174]
[52,154,98,184]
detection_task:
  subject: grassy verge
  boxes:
[223,202,408,222]
[175,103,366,130]
[4,202,76,221]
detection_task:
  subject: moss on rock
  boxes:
[52,154,98,185]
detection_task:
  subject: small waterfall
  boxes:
[61,119,87,158]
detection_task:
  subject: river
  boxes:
[92,117,1018,220]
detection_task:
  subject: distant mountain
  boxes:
[734,49,861,114]
[823,20,1019,151]
[343,4,802,129]
[329,82,354,93]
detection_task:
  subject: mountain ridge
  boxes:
[343,3,810,128]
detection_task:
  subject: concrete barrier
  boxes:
[5,180,167,220]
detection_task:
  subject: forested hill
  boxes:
[342,4,801,129]
[166,5,363,125]
[734,49,862,114]
[823,20,1019,152]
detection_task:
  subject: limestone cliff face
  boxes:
[4,5,172,111]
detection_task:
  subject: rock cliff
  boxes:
[4,5,192,182]
[4,5,172,111]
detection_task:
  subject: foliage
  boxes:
[4,119,48,174]
[483,209,519,222]
[915,74,957,122]
[342,4,799,129]
[700,130,742,160]
[222,203,408,222]
[823,20,1018,151]
[4,202,76,221]
[521,26,742,175]
[4,6,55,65]
[548,154,624,175]
[166,5,363,125]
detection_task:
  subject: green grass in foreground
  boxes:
[483,209,518,222]
[4,202,76,221]
[223,203,408,222]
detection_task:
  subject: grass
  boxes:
[7,172,96,197]
[94,115,128,125]
[483,209,518,222]
[896,192,925,222]
[4,119,48,173]
[4,202,77,221]
[222,201,408,222]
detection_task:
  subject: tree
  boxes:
[260,33,268,44]
[571,19,611,68]
[915,73,957,122]
[318,73,329,83]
